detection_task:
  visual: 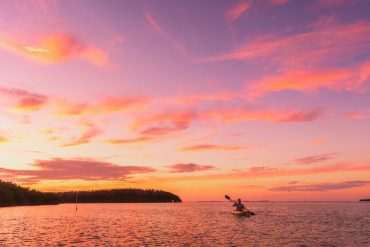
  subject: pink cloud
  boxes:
[245,69,353,99]
[232,163,370,179]
[145,12,162,33]
[107,136,153,145]
[0,32,108,66]
[243,163,370,178]
[209,20,370,68]
[232,166,277,173]
[248,166,277,172]
[181,144,244,151]
[207,18,370,99]
[146,163,370,184]
[0,86,48,111]
[62,127,101,147]
[166,163,216,173]
[145,12,186,55]
[0,158,155,183]
[226,1,251,22]
[360,60,370,82]
[131,106,323,137]
[345,109,370,120]
[140,123,189,136]
[295,153,335,165]
[57,97,149,116]
[174,92,236,105]
[314,135,327,145]
[270,180,370,191]
[205,107,323,123]
[133,111,198,136]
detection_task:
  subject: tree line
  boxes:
[59,189,182,203]
[0,180,181,207]
[0,180,59,206]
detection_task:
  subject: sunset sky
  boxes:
[0,0,370,201]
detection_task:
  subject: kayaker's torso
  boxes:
[233,201,246,211]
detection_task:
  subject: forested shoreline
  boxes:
[59,189,182,203]
[0,180,59,206]
[0,180,181,207]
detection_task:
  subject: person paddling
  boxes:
[225,195,255,216]
[233,198,246,212]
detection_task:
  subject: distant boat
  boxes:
[359,199,370,202]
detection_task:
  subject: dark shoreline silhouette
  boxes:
[59,189,181,203]
[0,180,181,207]
[359,199,370,202]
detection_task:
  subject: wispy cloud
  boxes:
[173,91,236,105]
[295,153,335,165]
[0,86,148,116]
[245,69,353,99]
[243,163,370,178]
[107,136,153,145]
[133,111,198,136]
[166,163,215,173]
[232,166,277,173]
[0,158,156,183]
[0,32,108,66]
[205,107,323,123]
[270,180,370,191]
[131,106,323,136]
[0,86,48,111]
[314,135,326,145]
[62,121,102,147]
[150,163,370,183]
[360,60,370,82]
[140,123,189,136]
[62,124,101,147]
[248,166,277,172]
[226,1,251,22]
[345,109,370,120]
[181,144,244,152]
[57,97,149,116]
[145,12,186,55]
[209,20,370,67]
[206,18,370,99]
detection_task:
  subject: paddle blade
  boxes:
[225,195,231,200]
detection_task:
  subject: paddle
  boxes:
[225,195,235,202]
[225,194,255,215]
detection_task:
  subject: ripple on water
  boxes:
[0,202,369,246]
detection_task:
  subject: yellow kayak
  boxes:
[231,210,252,217]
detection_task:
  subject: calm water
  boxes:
[0,202,369,246]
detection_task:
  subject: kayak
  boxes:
[231,210,252,217]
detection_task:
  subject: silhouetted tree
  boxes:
[0,180,181,207]
[59,188,181,203]
[0,180,59,206]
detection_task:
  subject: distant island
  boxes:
[359,199,370,202]
[0,180,181,207]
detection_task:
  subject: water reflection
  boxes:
[0,202,369,246]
